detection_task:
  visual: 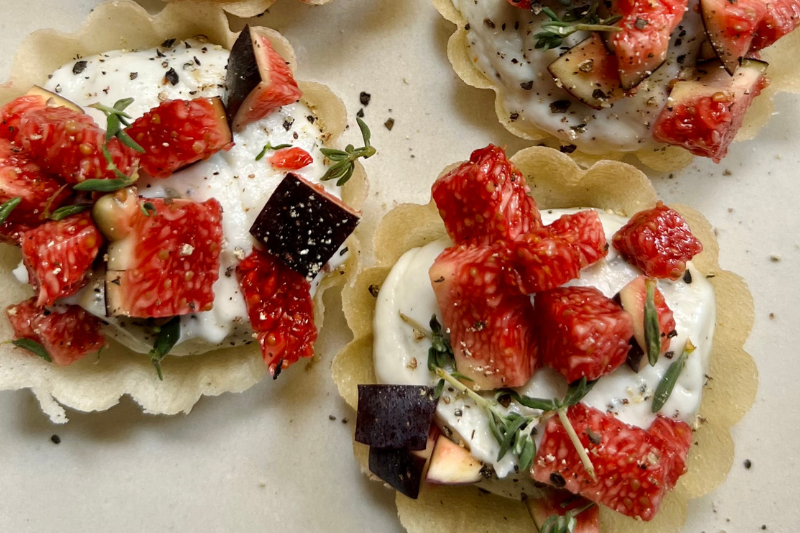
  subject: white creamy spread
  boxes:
[373,209,715,486]
[42,38,344,355]
[453,0,705,153]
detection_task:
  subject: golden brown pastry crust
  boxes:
[433,0,800,172]
[333,146,757,533]
[0,0,368,422]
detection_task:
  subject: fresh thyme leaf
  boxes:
[73,145,138,191]
[644,278,661,366]
[560,376,597,408]
[450,371,474,382]
[534,3,621,50]
[255,142,292,161]
[518,436,536,472]
[497,414,528,461]
[320,117,376,185]
[12,338,52,362]
[90,99,144,153]
[498,389,558,411]
[0,197,22,225]
[652,339,696,413]
[49,204,91,221]
[148,316,181,380]
[433,378,445,400]
[538,501,596,533]
[141,201,157,217]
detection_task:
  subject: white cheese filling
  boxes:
[41,38,344,355]
[373,209,715,484]
[452,0,705,154]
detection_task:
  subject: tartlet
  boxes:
[333,145,756,532]
[0,0,367,423]
[165,0,333,18]
[434,0,800,171]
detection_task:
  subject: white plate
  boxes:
[0,0,797,531]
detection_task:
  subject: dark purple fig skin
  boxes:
[225,25,259,126]
[355,384,437,451]
[368,447,428,499]
[250,173,360,280]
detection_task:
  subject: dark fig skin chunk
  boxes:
[368,447,428,499]
[250,173,360,280]
[355,384,437,451]
[225,25,260,127]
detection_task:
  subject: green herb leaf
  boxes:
[518,435,536,472]
[0,197,22,225]
[560,377,597,408]
[644,278,661,366]
[433,378,445,400]
[12,338,51,362]
[73,145,138,192]
[538,501,596,533]
[497,415,528,461]
[148,316,181,380]
[141,201,156,217]
[255,142,292,161]
[652,339,696,413]
[320,117,376,185]
[534,2,621,50]
[90,98,144,153]
[498,389,558,411]
[49,204,91,221]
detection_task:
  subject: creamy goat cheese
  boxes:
[42,38,344,355]
[453,0,705,153]
[373,209,715,481]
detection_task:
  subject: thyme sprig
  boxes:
[538,501,597,533]
[644,278,661,366]
[73,145,139,192]
[0,197,21,225]
[534,3,621,50]
[501,378,598,480]
[11,338,52,362]
[320,117,376,186]
[149,316,181,380]
[652,339,696,413]
[255,142,292,161]
[89,98,145,153]
[49,204,92,221]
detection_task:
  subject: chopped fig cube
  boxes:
[617,275,676,355]
[249,173,360,280]
[368,447,428,499]
[653,59,768,162]
[547,33,623,110]
[426,435,483,485]
[700,0,766,74]
[355,384,437,451]
[225,25,303,131]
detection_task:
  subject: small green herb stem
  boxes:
[398,311,433,338]
[0,197,22,225]
[651,339,696,413]
[557,406,596,481]
[644,278,661,366]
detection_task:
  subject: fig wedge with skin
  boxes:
[548,33,623,110]
[26,86,83,113]
[225,25,302,131]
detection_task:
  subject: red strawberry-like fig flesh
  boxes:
[609,0,689,89]
[533,404,693,521]
[700,0,768,74]
[504,210,608,294]
[0,94,48,142]
[752,0,800,49]
[126,97,233,178]
[7,298,106,366]
[612,201,703,280]
[269,147,313,170]
[534,286,634,382]
[226,25,303,131]
[429,243,538,390]
[431,144,541,246]
[652,59,768,162]
[617,275,676,355]
[236,249,317,378]
[0,139,70,244]
[528,491,600,533]
[93,189,224,318]
[20,212,102,308]
[17,105,138,183]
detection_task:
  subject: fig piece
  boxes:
[249,173,360,280]
[225,25,303,131]
[26,86,82,113]
[355,384,437,451]
[425,435,483,485]
[548,33,623,110]
[368,428,438,500]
